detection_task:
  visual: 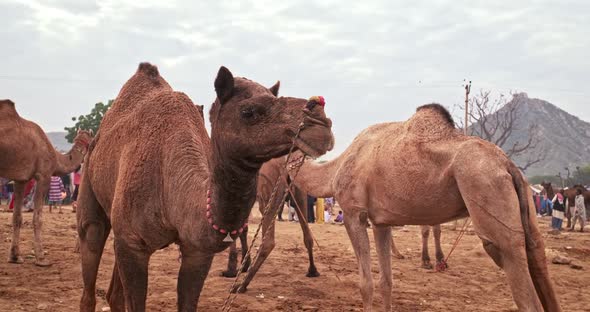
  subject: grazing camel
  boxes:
[0,99,92,266]
[77,63,334,312]
[289,104,560,311]
[223,157,319,293]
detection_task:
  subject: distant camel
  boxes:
[290,104,560,311]
[223,157,318,293]
[0,99,92,266]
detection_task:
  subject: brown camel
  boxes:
[0,99,92,266]
[222,157,319,293]
[289,104,560,311]
[76,63,334,312]
[290,154,447,270]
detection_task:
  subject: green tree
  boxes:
[64,100,113,143]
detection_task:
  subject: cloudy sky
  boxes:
[1,0,588,159]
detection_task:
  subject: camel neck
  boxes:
[294,154,338,198]
[208,154,259,235]
[53,143,86,176]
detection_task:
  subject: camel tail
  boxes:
[508,164,562,312]
[508,165,535,249]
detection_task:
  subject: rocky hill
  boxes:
[471,93,590,177]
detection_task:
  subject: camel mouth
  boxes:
[294,135,332,158]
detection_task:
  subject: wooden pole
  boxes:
[464,80,471,135]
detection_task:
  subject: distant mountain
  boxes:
[471,93,590,177]
[46,132,71,152]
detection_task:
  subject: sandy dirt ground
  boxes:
[0,203,589,312]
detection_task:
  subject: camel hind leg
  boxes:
[455,171,544,311]
[8,181,25,264]
[420,225,432,269]
[292,187,320,277]
[77,180,111,312]
[32,176,50,267]
[432,224,448,271]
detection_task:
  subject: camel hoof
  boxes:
[8,256,24,264]
[422,262,433,270]
[230,284,247,294]
[435,260,448,272]
[34,259,52,267]
[306,269,321,278]
[221,270,238,278]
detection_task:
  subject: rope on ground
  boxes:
[441,217,471,271]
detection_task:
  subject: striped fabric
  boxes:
[48,176,64,202]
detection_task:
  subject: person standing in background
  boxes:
[316,198,325,224]
[307,195,316,223]
[48,176,65,214]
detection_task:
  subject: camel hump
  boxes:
[416,103,455,128]
[0,99,15,106]
[0,99,19,117]
[137,62,160,79]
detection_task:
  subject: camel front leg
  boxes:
[420,225,432,269]
[8,181,25,264]
[344,209,374,311]
[232,214,276,293]
[373,225,393,312]
[177,250,214,312]
[432,224,448,271]
[293,194,320,277]
[32,176,50,267]
[113,238,150,312]
[221,240,239,277]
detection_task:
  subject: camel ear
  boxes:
[89,129,94,136]
[269,81,280,96]
[214,66,234,104]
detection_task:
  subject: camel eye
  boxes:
[240,107,255,119]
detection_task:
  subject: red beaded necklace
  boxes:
[206,189,248,242]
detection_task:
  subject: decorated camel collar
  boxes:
[206,189,248,242]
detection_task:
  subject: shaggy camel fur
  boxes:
[0,99,92,266]
[223,157,319,293]
[77,63,334,312]
[290,104,561,312]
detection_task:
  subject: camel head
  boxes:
[209,66,334,164]
[73,129,94,153]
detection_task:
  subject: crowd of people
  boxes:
[0,166,83,213]
[533,187,587,233]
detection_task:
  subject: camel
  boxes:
[76,63,334,312]
[0,99,92,267]
[289,104,561,311]
[222,157,319,293]
[290,155,447,270]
